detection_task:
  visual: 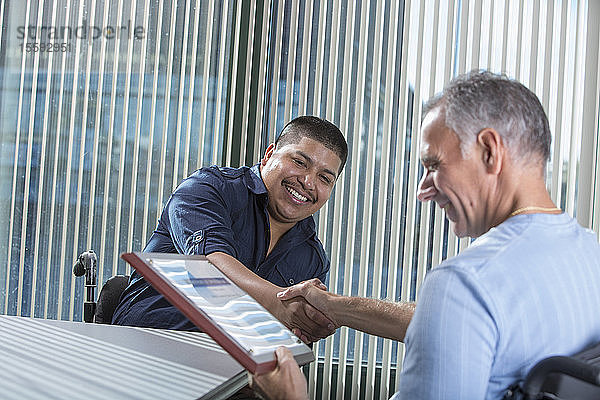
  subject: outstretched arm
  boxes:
[207,253,335,342]
[278,279,416,342]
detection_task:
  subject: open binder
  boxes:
[121,252,314,374]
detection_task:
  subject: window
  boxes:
[0,0,235,321]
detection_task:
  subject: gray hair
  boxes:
[423,71,551,165]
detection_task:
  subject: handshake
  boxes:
[274,278,339,344]
[274,278,414,344]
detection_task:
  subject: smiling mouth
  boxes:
[285,185,311,203]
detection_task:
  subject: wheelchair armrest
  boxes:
[523,355,600,396]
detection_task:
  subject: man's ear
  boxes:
[261,143,276,166]
[477,128,504,175]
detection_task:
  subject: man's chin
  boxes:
[444,208,467,237]
[450,221,469,238]
[451,222,486,239]
[268,208,307,225]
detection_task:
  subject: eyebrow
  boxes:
[297,150,338,178]
[420,155,440,166]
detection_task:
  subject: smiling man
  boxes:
[112,116,347,343]
[251,71,600,400]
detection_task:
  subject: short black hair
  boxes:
[275,116,348,175]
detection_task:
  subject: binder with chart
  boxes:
[120,252,314,374]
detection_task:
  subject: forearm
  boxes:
[207,252,336,341]
[206,252,281,312]
[330,295,415,342]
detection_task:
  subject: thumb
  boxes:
[277,286,302,300]
[275,346,296,365]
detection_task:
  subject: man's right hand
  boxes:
[276,278,339,342]
[275,287,336,343]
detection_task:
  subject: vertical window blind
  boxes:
[0,0,236,321]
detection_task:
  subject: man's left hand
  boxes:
[250,347,309,400]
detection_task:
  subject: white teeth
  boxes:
[287,186,308,202]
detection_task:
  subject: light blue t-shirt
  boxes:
[392,213,600,399]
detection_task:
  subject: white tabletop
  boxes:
[0,315,247,400]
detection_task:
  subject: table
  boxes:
[0,315,247,399]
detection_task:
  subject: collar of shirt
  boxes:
[246,163,268,195]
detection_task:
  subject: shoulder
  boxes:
[179,165,248,188]
[417,227,518,320]
[173,165,255,200]
[424,212,600,334]
[422,219,539,313]
[438,213,600,278]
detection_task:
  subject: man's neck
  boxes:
[267,218,296,256]
[492,168,558,229]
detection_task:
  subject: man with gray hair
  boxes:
[250,71,600,399]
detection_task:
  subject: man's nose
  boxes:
[416,171,436,202]
[302,173,315,190]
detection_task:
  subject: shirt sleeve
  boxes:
[392,266,498,400]
[308,239,330,284]
[317,258,329,284]
[164,173,238,258]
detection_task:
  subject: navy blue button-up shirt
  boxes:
[112,164,330,330]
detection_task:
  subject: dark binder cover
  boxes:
[121,252,314,374]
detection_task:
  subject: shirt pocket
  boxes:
[274,264,297,287]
